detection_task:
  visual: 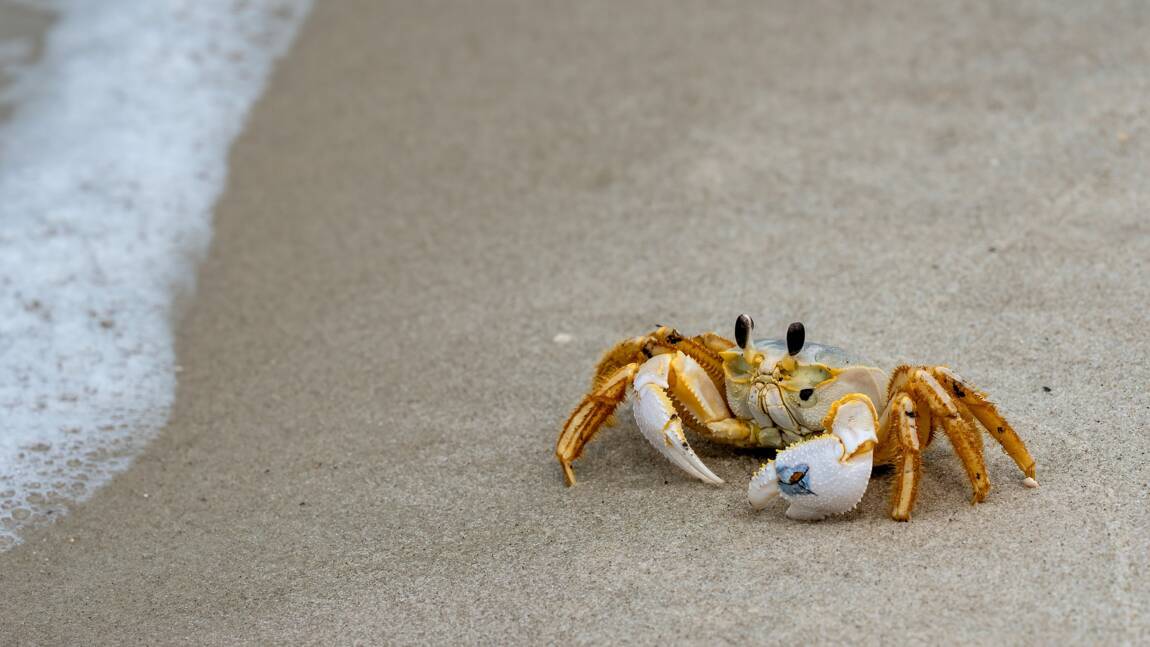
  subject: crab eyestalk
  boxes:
[735,313,755,364]
[774,321,805,373]
[786,322,805,356]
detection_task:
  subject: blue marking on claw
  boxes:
[777,463,816,496]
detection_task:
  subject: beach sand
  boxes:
[2,1,1148,644]
[0,2,52,124]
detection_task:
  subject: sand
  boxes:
[2,1,1148,644]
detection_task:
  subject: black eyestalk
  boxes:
[735,314,754,349]
[786,321,805,356]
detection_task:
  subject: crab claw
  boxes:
[632,353,724,485]
[748,395,878,521]
[747,461,780,510]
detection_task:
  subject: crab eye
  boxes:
[735,314,754,349]
[794,387,818,408]
[786,321,805,356]
[795,388,823,406]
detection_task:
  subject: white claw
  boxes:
[1022,477,1039,488]
[748,462,779,510]
[748,396,878,521]
[633,354,724,485]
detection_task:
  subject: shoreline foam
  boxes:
[0,0,310,548]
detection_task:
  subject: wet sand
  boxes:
[2,1,1148,644]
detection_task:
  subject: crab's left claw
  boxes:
[748,394,878,521]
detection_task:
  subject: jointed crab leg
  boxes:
[589,329,731,398]
[931,367,1037,481]
[910,369,992,503]
[879,365,1038,519]
[887,393,923,521]
[556,362,638,485]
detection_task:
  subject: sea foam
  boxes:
[0,0,310,548]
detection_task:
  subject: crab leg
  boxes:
[556,362,639,485]
[632,353,725,484]
[590,337,648,393]
[887,393,923,521]
[589,328,731,402]
[879,365,1037,519]
[909,370,991,503]
[931,367,1037,483]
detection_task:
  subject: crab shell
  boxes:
[721,339,889,447]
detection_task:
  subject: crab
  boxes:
[554,315,1038,521]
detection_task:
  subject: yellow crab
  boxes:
[555,315,1038,521]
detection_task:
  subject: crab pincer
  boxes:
[748,395,878,520]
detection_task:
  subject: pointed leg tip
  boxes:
[560,462,577,486]
[1022,477,1039,488]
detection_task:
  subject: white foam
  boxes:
[0,0,311,548]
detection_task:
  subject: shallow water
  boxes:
[0,0,311,549]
